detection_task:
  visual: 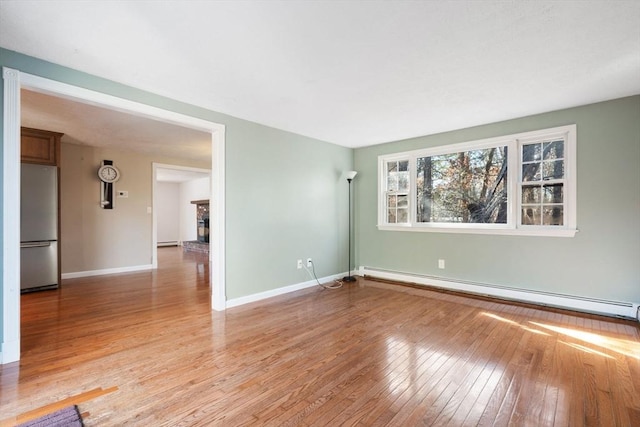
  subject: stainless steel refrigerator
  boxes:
[20,163,59,292]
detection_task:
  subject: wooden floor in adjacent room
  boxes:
[1,247,639,426]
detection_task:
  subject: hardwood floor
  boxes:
[1,247,639,426]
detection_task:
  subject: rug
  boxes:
[16,405,83,427]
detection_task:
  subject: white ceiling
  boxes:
[1,1,639,148]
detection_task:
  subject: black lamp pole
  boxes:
[343,175,356,282]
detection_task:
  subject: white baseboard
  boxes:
[226,271,348,309]
[62,264,154,280]
[360,266,640,321]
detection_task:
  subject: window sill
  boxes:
[377,224,578,237]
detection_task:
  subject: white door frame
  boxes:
[2,67,227,364]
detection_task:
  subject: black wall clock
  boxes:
[98,160,120,209]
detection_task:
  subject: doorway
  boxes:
[152,163,211,268]
[2,67,226,364]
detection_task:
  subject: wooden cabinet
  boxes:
[21,127,63,166]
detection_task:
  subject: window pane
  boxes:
[522,185,540,204]
[387,175,398,191]
[521,207,541,225]
[543,184,563,203]
[387,209,396,223]
[398,173,409,192]
[543,140,564,160]
[543,206,563,225]
[416,146,508,223]
[522,163,541,182]
[386,160,409,192]
[522,143,541,162]
[542,160,564,180]
[416,157,432,222]
[387,194,397,208]
[397,208,408,223]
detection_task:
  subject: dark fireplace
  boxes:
[197,218,209,243]
[184,200,210,254]
[192,200,209,243]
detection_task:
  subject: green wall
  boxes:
[354,96,640,303]
[0,48,353,345]
[225,120,353,299]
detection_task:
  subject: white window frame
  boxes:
[377,124,577,237]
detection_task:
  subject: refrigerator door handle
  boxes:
[20,241,52,248]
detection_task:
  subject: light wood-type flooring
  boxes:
[1,247,639,426]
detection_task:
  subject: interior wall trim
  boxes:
[359,266,640,321]
[226,271,348,309]
[61,264,154,280]
[1,67,21,364]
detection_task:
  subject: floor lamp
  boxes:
[343,171,357,282]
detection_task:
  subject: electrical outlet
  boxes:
[297,259,303,269]
[307,258,312,268]
[438,259,445,269]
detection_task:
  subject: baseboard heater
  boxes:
[158,241,179,247]
[360,266,640,322]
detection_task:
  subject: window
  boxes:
[378,125,576,237]
[416,146,508,224]
[385,159,410,224]
[519,139,565,226]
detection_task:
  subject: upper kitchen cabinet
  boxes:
[21,127,63,166]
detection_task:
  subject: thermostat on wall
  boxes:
[117,190,129,198]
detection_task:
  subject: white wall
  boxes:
[179,177,210,243]
[156,181,180,244]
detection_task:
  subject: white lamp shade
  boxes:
[346,171,358,180]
